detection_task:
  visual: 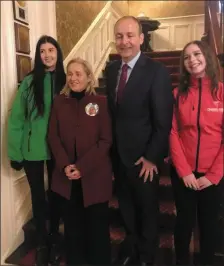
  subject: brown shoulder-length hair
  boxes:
[61,57,96,96]
[178,40,220,99]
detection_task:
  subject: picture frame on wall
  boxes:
[14,23,30,54]
[16,55,31,83]
[12,1,28,25]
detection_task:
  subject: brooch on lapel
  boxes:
[85,103,99,116]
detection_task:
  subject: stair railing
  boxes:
[203,0,224,80]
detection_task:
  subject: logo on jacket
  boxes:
[207,101,223,112]
[85,103,99,116]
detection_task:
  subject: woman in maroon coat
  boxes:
[48,57,113,265]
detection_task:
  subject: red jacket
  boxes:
[48,94,113,207]
[169,76,223,185]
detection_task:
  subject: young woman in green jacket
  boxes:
[7,35,66,266]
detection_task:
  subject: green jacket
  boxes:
[8,72,54,162]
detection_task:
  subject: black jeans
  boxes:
[23,160,61,245]
[170,166,220,265]
[62,180,111,265]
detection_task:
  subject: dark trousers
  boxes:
[115,161,160,263]
[170,166,220,265]
[46,160,62,235]
[62,180,111,265]
[23,160,61,245]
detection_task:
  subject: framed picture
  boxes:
[12,1,28,25]
[16,55,31,83]
[14,23,30,54]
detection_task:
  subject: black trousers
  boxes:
[170,166,220,265]
[115,161,160,263]
[23,160,61,245]
[62,180,111,265]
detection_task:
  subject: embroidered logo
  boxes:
[207,101,223,112]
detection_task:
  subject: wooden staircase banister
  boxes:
[203,0,224,80]
[205,1,222,54]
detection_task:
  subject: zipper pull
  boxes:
[192,106,195,110]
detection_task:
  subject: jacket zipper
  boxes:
[195,78,202,171]
[28,130,32,152]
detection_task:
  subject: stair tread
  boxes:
[160,201,176,215]
[109,197,175,215]
[159,176,171,186]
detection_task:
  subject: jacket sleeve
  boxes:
[169,94,193,178]
[7,80,28,162]
[205,143,223,185]
[47,97,71,171]
[75,98,112,177]
[205,82,223,184]
[144,64,173,164]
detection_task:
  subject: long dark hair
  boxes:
[178,40,220,99]
[25,35,66,119]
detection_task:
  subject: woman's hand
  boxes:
[197,176,212,190]
[68,169,81,180]
[64,164,81,180]
[182,173,200,190]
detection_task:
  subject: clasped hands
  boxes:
[64,164,81,180]
[135,156,158,183]
[182,173,212,190]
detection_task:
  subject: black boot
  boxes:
[35,245,49,266]
[48,233,62,265]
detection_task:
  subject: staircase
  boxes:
[5,50,223,266]
[96,50,181,97]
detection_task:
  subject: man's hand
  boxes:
[64,164,81,180]
[182,173,199,190]
[135,157,158,182]
[197,176,212,190]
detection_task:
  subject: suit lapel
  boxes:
[109,60,121,104]
[121,53,147,102]
[109,54,147,107]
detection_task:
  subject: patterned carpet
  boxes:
[6,173,178,266]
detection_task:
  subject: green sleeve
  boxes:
[7,78,29,162]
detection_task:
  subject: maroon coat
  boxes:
[48,93,113,207]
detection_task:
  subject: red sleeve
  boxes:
[48,97,70,171]
[169,89,192,178]
[206,82,224,184]
[205,144,223,185]
[75,98,112,177]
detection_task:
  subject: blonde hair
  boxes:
[61,57,96,96]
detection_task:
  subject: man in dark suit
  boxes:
[105,16,173,266]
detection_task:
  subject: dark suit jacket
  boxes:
[105,53,173,170]
[47,94,113,207]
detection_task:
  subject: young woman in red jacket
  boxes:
[48,57,113,265]
[169,40,223,265]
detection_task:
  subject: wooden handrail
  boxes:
[206,1,222,53]
[203,0,223,78]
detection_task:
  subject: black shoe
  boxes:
[35,245,49,266]
[48,233,61,265]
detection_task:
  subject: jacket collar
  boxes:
[190,75,211,88]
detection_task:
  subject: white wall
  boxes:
[0,1,57,264]
[151,14,204,51]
